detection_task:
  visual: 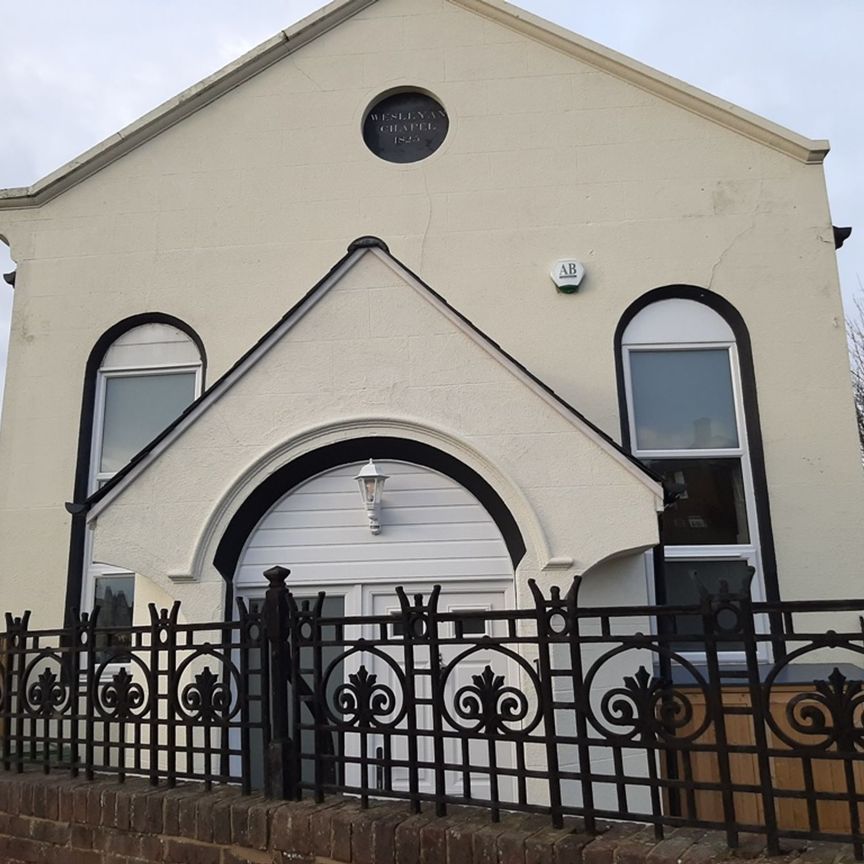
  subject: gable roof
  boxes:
[79,237,662,521]
[1,0,829,211]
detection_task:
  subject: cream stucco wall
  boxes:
[85,250,660,622]
[0,0,861,624]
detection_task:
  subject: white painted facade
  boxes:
[0,0,860,632]
[84,246,662,625]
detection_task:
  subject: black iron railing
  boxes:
[3,567,864,859]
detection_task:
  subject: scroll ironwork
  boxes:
[2,568,864,858]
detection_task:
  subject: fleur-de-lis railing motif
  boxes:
[181,666,232,724]
[452,665,529,736]
[784,667,864,751]
[5,568,864,861]
[25,667,66,718]
[332,665,398,728]
[598,665,695,743]
[98,667,147,720]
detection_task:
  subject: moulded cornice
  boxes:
[0,0,829,211]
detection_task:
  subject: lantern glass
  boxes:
[354,460,389,534]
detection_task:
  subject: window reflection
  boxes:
[647,458,749,545]
[94,575,134,661]
[662,560,754,650]
[100,372,196,474]
[630,349,738,450]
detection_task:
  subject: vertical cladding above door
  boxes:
[234,460,514,591]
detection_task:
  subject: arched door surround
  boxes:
[214,436,527,583]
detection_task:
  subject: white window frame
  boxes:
[88,363,202,494]
[622,338,766,663]
[82,564,135,628]
[80,563,137,678]
[82,346,202,620]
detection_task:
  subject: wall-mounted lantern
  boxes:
[355,459,389,535]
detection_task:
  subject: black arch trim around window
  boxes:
[63,313,207,627]
[613,285,780,607]
[213,436,527,589]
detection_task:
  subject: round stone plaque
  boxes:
[363,91,449,163]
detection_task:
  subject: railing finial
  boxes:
[263,566,291,590]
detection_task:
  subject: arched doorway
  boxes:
[234,459,515,600]
[233,458,518,798]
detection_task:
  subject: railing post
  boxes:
[396,587,428,815]
[83,608,96,780]
[699,579,742,852]
[9,612,31,775]
[1,612,27,773]
[736,575,780,856]
[425,586,447,817]
[68,610,93,778]
[262,566,294,799]
[162,602,181,788]
[565,577,597,834]
[148,604,173,786]
[236,598,255,796]
[287,591,303,800]
[310,592,327,804]
[528,580,564,829]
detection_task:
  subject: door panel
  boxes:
[368,583,515,801]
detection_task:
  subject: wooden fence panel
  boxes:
[674,684,864,833]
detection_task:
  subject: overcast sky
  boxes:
[1,1,862,413]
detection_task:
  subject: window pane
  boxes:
[459,617,487,636]
[630,349,739,450]
[452,611,487,636]
[94,575,134,661]
[647,458,750,545]
[100,373,196,474]
[94,575,134,628]
[661,559,754,650]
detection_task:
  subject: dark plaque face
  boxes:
[363,91,449,163]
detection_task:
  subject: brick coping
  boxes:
[0,773,856,864]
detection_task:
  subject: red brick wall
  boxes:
[0,773,834,864]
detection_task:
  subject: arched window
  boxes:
[618,295,771,634]
[89,323,202,491]
[82,321,203,627]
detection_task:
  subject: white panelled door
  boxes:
[367,582,515,799]
[234,459,517,797]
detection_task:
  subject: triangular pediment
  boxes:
[85,237,660,521]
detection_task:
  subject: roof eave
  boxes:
[451,0,830,165]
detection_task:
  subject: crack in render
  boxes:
[708,179,766,289]
[418,172,433,274]
[290,58,324,90]
[708,216,757,290]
